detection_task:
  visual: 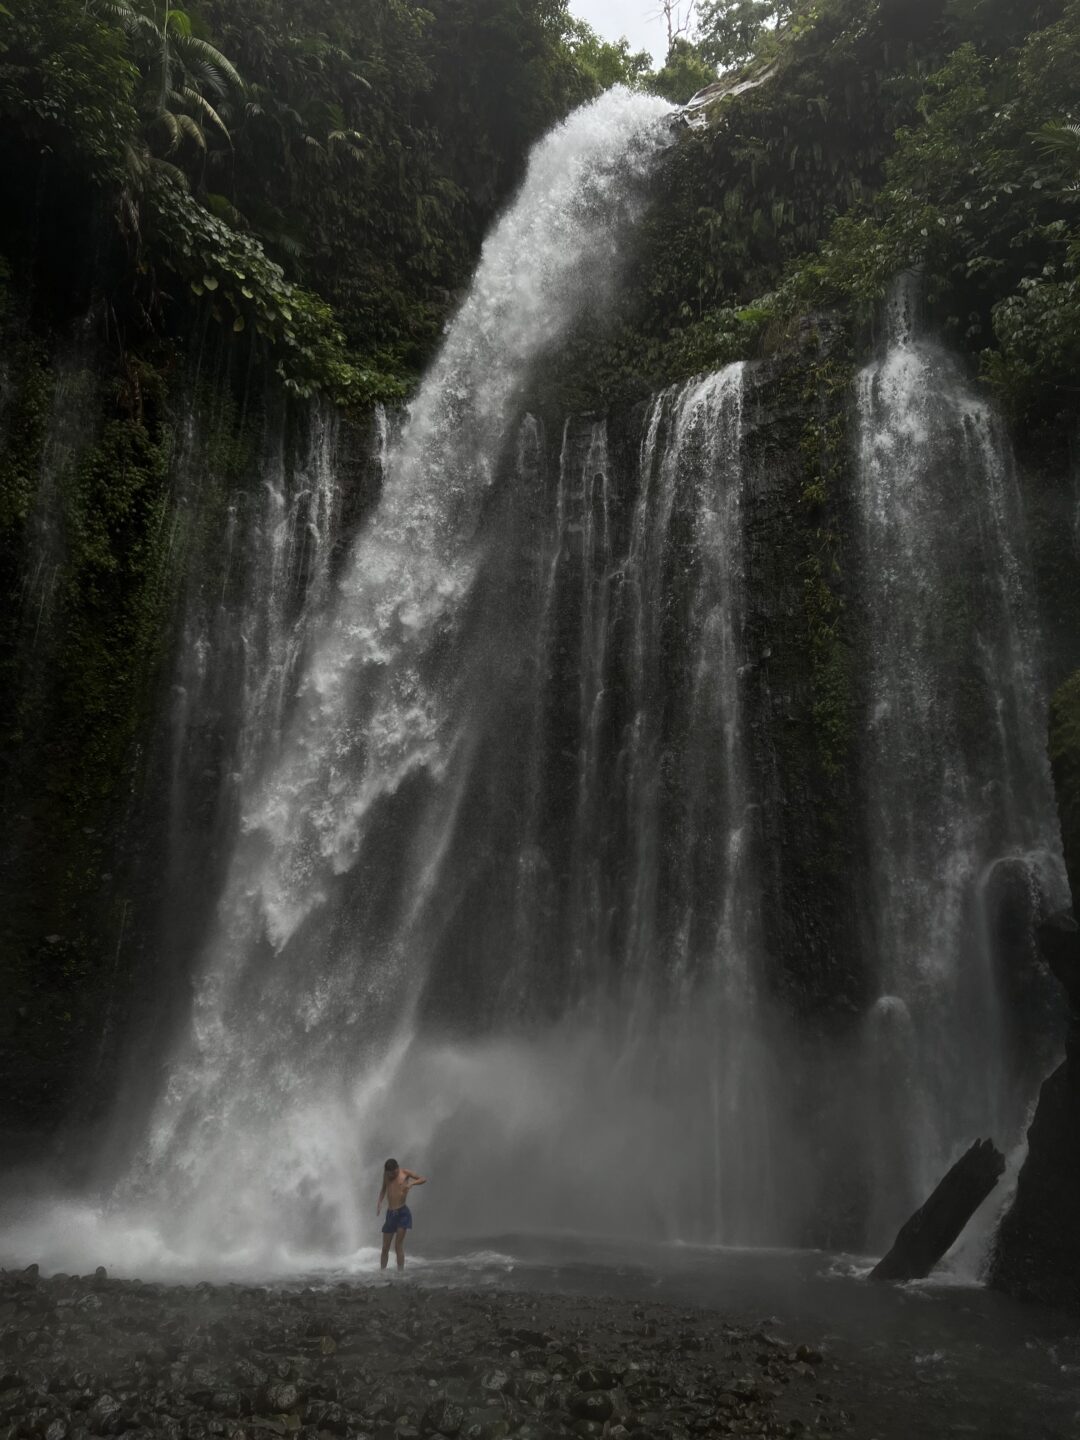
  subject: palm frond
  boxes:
[88,0,135,23]
[156,108,182,154]
[150,156,190,188]
[265,229,306,258]
[180,86,231,142]
[203,192,248,230]
[175,111,206,151]
[172,34,243,91]
[165,8,193,38]
[1036,120,1080,163]
[185,56,229,98]
[328,129,367,160]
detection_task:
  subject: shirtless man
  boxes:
[376,1157,427,1270]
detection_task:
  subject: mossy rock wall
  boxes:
[1049,669,1080,901]
[0,319,379,1157]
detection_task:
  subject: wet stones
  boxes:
[572,1367,614,1391]
[0,1268,840,1440]
[85,1392,122,1433]
[422,1395,464,1434]
[568,1389,613,1422]
[261,1380,301,1413]
[476,1367,511,1395]
[511,1368,549,1407]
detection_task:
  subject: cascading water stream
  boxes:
[618,367,779,1242]
[5,107,1071,1282]
[855,279,1068,1246]
[105,89,680,1267]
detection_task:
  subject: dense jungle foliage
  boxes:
[551,0,1080,426]
[0,0,642,400]
[4,0,1076,411]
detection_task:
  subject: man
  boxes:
[376,1157,427,1270]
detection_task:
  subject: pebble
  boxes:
[0,1266,840,1440]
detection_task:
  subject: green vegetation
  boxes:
[1050,670,1080,893]
[539,0,1080,432]
[0,0,633,400]
[774,4,1080,421]
[5,0,1077,415]
[697,0,795,71]
[798,355,853,791]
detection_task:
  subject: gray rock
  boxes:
[86,1394,121,1434]
[263,1381,302,1413]
[573,1368,615,1392]
[476,1370,510,1396]
[421,1398,464,1436]
[568,1392,613,1423]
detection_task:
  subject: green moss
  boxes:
[1049,669,1080,899]
[0,339,191,1124]
[798,355,854,791]
[0,340,51,536]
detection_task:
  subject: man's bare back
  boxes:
[383,1168,418,1209]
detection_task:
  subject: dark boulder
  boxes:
[1037,912,1080,1022]
[569,1391,614,1423]
[990,672,1080,1310]
[990,910,1080,1307]
[85,1393,122,1435]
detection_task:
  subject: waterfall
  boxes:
[339,363,779,1251]
[855,279,1068,1245]
[7,101,1071,1282]
[165,402,344,853]
[95,348,787,1265]
[157,400,348,994]
[100,89,686,1268]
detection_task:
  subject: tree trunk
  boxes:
[870,1139,1005,1282]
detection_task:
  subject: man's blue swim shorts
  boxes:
[382,1204,412,1235]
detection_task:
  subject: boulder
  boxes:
[989,672,1080,1310]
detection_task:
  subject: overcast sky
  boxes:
[571,1,670,64]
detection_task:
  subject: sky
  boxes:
[571,1,671,64]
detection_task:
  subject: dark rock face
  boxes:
[991,672,1080,1310]
[1050,672,1080,895]
[990,1045,1080,1309]
[0,1266,842,1440]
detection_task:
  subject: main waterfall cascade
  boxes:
[125,88,720,1265]
[6,94,1071,1275]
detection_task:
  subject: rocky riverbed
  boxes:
[0,1265,846,1439]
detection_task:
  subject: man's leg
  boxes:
[394,1228,407,1271]
[380,1232,393,1270]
